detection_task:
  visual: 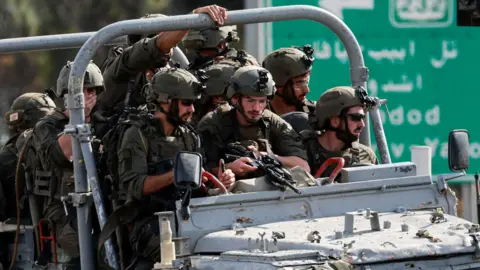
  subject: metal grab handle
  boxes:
[314,157,345,184]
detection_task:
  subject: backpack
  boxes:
[98,108,152,204]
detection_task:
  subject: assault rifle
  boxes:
[224,142,302,194]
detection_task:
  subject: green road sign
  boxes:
[262,0,480,178]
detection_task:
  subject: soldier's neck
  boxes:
[270,95,295,115]
[318,132,345,152]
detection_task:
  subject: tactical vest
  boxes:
[300,130,360,177]
[27,111,75,213]
[218,108,273,153]
[130,119,198,213]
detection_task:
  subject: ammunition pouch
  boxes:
[34,169,75,201]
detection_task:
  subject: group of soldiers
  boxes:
[0,4,378,270]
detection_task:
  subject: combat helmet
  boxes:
[262,45,315,87]
[313,86,369,130]
[282,111,311,134]
[145,67,207,104]
[203,60,244,97]
[182,25,239,52]
[226,66,276,99]
[5,93,56,131]
[56,60,105,98]
[127,13,166,46]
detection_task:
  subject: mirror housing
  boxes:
[174,151,202,189]
[448,129,470,172]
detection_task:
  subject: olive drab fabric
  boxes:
[24,110,81,258]
[197,107,307,172]
[5,92,57,132]
[282,111,311,134]
[56,60,105,98]
[300,129,378,177]
[313,86,364,131]
[182,25,239,51]
[116,117,198,264]
[98,34,171,111]
[0,92,56,221]
[262,45,315,87]
[145,67,206,104]
[226,66,276,99]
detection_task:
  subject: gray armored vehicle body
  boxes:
[0,4,478,270]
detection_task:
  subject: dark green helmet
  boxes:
[182,26,239,51]
[127,13,166,46]
[56,60,105,98]
[204,60,242,97]
[262,45,315,87]
[5,93,56,131]
[314,86,364,130]
[145,67,208,103]
[226,66,276,99]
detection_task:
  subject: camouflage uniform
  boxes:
[302,86,378,177]
[116,67,204,266]
[262,45,316,114]
[24,61,105,260]
[98,14,171,112]
[197,66,307,174]
[183,26,259,71]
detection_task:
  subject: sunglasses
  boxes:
[181,100,195,106]
[347,113,366,122]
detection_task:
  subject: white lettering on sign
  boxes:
[383,105,440,126]
[431,40,458,69]
[318,0,374,20]
[391,143,405,158]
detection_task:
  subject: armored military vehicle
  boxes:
[1,4,478,270]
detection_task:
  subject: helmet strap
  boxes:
[326,112,359,150]
[275,80,302,107]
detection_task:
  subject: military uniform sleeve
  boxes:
[118,126,149,201]
[32,120,71,168]
[100,37,170,106]
[270,116,308,161]
[197,112,223,170]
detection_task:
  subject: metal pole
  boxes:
[68,6,390,267]
[0,33,189,68]
[81,141,120,269]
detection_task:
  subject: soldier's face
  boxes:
[345,106,366,137]
[237,96,268,122]
[291,73,310,102]
[177,99,195,123]
[211,96,226,107]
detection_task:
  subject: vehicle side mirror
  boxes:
[174,151,202,189]
[448,129,470,172]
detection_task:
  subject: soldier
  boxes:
[24,61,104,265]
[301,86,378,178]
[262,45,316,115]
[191,59,246,126]
[197,66,310,179]
[116,67,235,267]
[183,25,260,71]
[0,93,56,267]
[0,93,57,221]
[97,5,229,115]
